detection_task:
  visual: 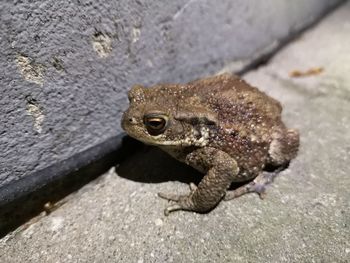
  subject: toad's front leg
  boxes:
[158,147,239,215]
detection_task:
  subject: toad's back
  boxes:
[184,74,286,180]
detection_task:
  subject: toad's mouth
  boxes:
[134,134,193,147]
[125,128,210,148]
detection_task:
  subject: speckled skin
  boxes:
[122,74,299,215]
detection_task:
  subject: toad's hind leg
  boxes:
[268,128,300,166]
[158,147,239,215]
[224,171,279,201]
[224,129,300,201]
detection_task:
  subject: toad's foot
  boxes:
[224,172,278,201]
[158,183,197,216]
[158,147,239,215]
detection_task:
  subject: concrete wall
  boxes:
[0,0,343,191]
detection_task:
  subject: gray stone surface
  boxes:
[1,2,350,262]
[0,0,343,188]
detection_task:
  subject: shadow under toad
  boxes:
[117,136,253,190]
[116,136,202,185]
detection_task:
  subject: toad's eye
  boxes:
[143,114,168,135]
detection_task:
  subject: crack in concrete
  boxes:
[173,0,201,20]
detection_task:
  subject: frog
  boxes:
[121,73,299,215]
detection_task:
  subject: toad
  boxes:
[122,74,299,215]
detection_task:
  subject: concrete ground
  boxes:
[1,3,349,263]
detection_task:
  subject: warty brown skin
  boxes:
[122,74,299,215]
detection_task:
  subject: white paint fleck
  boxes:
[92,33,112,58]
[16,54,44,86]
[26,100,44,133]
[132,27,141,43]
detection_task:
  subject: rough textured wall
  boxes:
[0,0,342,188]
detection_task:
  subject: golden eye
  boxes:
[144,114,168,135]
